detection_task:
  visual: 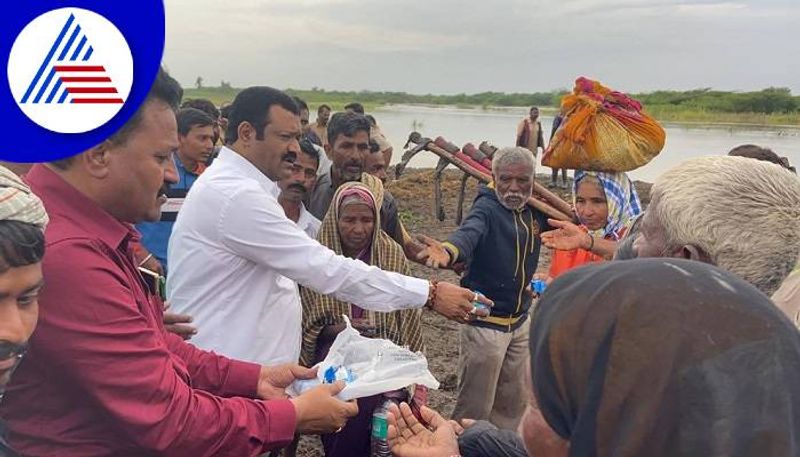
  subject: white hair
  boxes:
[492,147,535,176]
[651,155,800,295]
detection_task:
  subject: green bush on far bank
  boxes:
[183,85,800,126]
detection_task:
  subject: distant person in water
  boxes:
[547,112,568,188]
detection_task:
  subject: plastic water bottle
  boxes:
[472,290,490,313]
[531,279,547,295]
[371,399,394,457]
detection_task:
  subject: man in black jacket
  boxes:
[419,146,548,430]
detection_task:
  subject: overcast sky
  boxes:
[163,0,799,94]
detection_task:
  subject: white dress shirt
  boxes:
[167,147,428,364]
[296,204,321,239]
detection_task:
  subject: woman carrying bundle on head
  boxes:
[540,170,642,281]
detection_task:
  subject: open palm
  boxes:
[541,218,588,251]
[388,402,459,457]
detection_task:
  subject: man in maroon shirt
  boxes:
[0,68,357,456]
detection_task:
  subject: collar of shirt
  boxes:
[216,146,280,199]
[175,156,198,184]
[317,164,334,189]
[297,203,319,228]
[25,164,135,250]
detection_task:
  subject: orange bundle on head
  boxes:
[542,77,665,172]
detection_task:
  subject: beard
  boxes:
[340,161,363,182]
[0,341,28,400]
[496,189,529,210]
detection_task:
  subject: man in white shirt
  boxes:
[168,86,490,365]
[278,138,321,238]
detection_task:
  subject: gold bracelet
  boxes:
[425,279,439,309]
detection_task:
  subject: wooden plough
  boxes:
[395,132,574,224]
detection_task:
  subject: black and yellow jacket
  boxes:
[443,185,549,332]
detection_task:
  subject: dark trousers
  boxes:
[458,420,528,457]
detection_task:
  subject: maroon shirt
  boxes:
[0,165,296,456]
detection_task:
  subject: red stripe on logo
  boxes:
[66,87,119,94]
[72,98,124,104]
[53,65,106,72]
[60,77,112,83]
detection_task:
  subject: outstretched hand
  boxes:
[415,235,451,269]
[541,218,591,251]
[431,282,492,323]
[388,402,459,457]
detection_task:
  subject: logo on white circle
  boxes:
[7,8,133,134]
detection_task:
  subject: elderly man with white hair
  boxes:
[628,155,800,297]
[419,146,550,430]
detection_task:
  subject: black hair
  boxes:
[299,138,320,169]
[0,221,45,273]
[225,86,299,144]
[177,108,215,137]
[344,102,365,114]
[327,111,371,147]
[369,140,380,153]
[728,144,792,170]
[181,98,220,119]
[51,67,183,169]
[318,104,331,113]
[292,96,309,112]
[220,103,233,119]
[112,67,182,145]
[365,114,377,127]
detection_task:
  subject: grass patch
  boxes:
[398,208,424,227]
[644,105,800,126]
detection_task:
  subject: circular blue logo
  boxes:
[2,1,165,162]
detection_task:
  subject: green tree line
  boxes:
[185,86,800,115]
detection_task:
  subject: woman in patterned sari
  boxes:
[300,181,425,457]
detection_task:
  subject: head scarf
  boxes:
[338,185,376,216]
[359,171,385,209]
[573,170,641,240]
[0,165,48,228]
[336,185,377,259]
[530,258,800,457]
[300,181,423,367]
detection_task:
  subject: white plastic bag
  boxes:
[287,316,439,401]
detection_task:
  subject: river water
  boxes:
[369,105,799,182]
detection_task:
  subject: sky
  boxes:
[163,0,799,94]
